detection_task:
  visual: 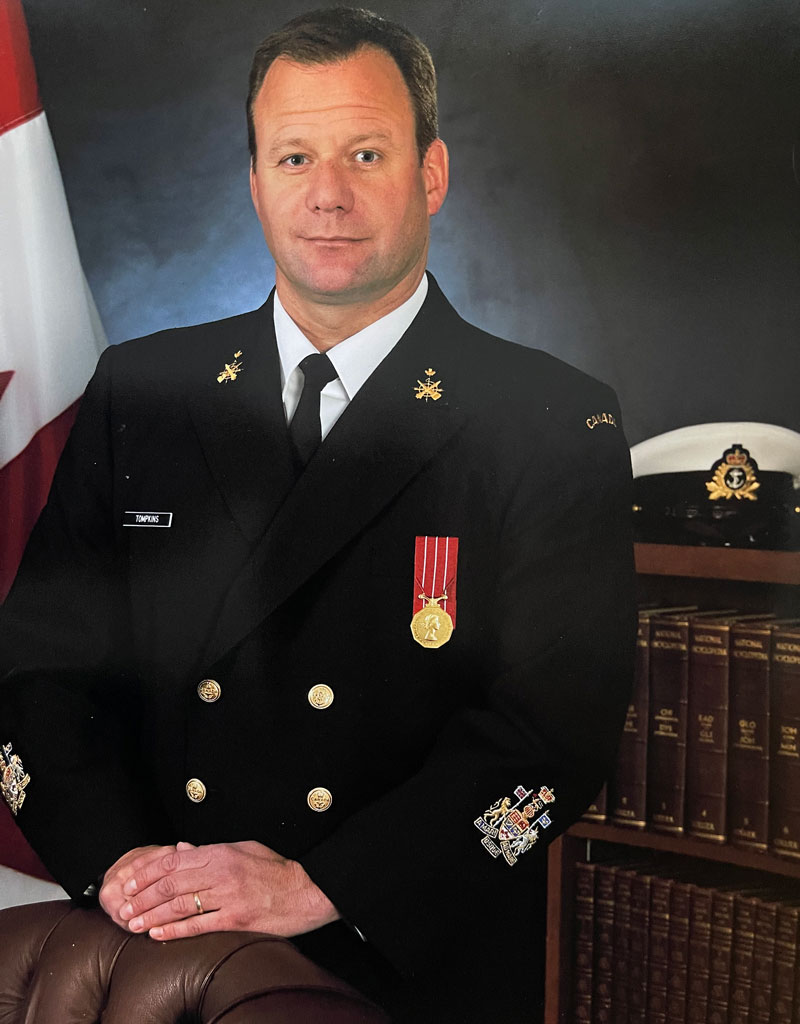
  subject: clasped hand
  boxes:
[98,840,339,941]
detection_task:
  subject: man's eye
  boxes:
[282,154,307,167]
[355,150,379,164]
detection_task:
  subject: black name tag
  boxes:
[123,511,173,527]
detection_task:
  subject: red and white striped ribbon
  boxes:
[413,536,459,626]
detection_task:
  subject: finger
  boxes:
[102,845,170,901]
[123,846,209,896]
[113,845,176,888]
[120,868,213,920]
[99,846,174,930]
[104,844,162,879]
[128,888,216,934]
[149,909,224,942]
[176,841,196,851]
[100,875,139,923]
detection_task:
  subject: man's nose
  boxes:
[306,161,354,213]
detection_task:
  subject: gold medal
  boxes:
[412,538,458,648]
[410,595,454,649]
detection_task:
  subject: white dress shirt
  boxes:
[274,274,429,440]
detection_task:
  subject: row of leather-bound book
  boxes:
[572,856,800,1024]
[583,608,800,860]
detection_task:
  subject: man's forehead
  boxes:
[253,48,414,124]
[266,106,397,127]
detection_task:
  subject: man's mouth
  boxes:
[301,236,366,244]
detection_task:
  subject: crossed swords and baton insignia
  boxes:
[217,351,244,383]
[414,368,443,402]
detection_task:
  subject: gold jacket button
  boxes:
[186,778,207,803]
[197,679,221,703]
[307,787,333,812]
[307,684,334,710]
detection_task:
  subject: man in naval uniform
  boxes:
[0,8,636,1020]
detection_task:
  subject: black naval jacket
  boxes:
[0,278,636,1020]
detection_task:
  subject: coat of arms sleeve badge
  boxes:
[474,785,555,866]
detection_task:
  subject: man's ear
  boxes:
[423,138,449,216]
[249,161,260,212]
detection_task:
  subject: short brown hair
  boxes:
[247,7,438,165]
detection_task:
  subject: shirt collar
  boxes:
[273,273,429,401]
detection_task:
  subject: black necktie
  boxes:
[289,352,338,472]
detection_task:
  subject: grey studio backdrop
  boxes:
[24,0,800,446]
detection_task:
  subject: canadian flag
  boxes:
[0,0,105,898]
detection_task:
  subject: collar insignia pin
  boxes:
[414,368,443,402]
[217,351,244,383]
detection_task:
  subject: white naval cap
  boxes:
[631,422,800,484]
[630,422,800,550]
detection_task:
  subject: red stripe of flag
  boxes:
[0,804,51,880]
[0,0,42,135]
[0,400,79,604]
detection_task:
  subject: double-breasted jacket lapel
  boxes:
[200,278,469,668]
[185,297,295,544]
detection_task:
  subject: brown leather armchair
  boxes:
[0,900,390,1022]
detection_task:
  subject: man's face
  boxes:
[249,46,448,307]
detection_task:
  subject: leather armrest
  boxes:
[0,900,389,1022]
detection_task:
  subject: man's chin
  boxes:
[290,271,395,307]
[276,250,424,308]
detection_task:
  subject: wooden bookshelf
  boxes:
[635,542,800,585]
[544,823,800,1024]
[544,545,800,1024]
[568,820,800,879]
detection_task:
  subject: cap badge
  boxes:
[217,351,244,383]
[474,785,555,866]
[0,742,29,816]
[706,444,760,501]
[411,536,458,648]
[414,368,443,402]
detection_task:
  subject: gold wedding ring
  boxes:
[193,892,204,915]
